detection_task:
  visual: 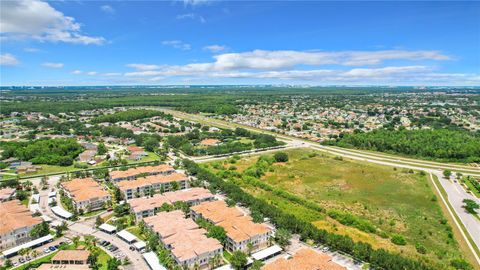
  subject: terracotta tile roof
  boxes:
[129,188,212,213]
[52,249,90,262]
[0,187,15,200]
[117,172,187,191]
[144,210,222,262]
[199,138,220,146]
[110,164,174,180]
[0,200,42,235]
[129,194,170,213]
[191,200,271,243]
[262,248,347,270]
[61,178,110,202]
[163,187,213,204]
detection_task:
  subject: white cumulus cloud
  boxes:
[100,5,115,14]
[42,62,64,68]
[0,0,105,45]
[126,64,161,71]
[161,40,191,51]
[204,45,226,53]
[0,53,20,66]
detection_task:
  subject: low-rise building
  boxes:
[191,200,273,253]
[61,178,111,213]
[129,188,214,220]
[52,249,90,265]
[117,172,188,200]
[262,248,346,270]
[0,200,43,250]
[0,187,15,202]
[144,210,223,269]
[109,164,175,182]
[78,150,97,163]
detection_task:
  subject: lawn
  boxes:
[204,148,468,269]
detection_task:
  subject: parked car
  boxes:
[44,248,51,254]
[19,257,25,263]
[49,246,57,251]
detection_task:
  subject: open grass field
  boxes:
[204,148,469,269]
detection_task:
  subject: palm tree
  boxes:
[247,242,254,255]
[193,262,200,270]
[73,236,80,248]
[31,250,38,258]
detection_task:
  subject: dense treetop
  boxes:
[325,129,480,162]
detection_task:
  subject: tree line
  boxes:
[324,129,480,163]
[0,138,84,166]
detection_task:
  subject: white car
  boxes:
[44,248,51,254]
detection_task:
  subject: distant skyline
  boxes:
[1,0,479,86]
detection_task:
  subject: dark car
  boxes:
[49,246,56,251]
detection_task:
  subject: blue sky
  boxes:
[1,0,479,86]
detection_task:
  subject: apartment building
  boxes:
[0,200,43,250]
[117,172,188,200]
[144,210,223,269]
[109,164,175,182]
[129,188,214,220]
[262,248,346,270]
[61,178,111,213]
[191,200,273,253]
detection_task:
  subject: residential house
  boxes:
[52,249,90,265]
[0,188,15,202]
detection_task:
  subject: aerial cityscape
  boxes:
[0,1,479,270]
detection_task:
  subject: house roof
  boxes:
[200,138,220,146]
[52,249,90,262]
[143,210,222,262]
[0,187,15,200]
[117,172,187,191]
[0,200,42,235]
[191,200,271,243]
[163,187,213,204]
[261,248,347,270]
[129,188,213,213]
[110,164,174,180]
[61,178,110,202]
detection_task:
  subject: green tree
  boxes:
[443,170,452,178]
[29,221,49,238]
[274,228,291,248]
[207,226,227,245]
[274,152,289,162]
[97,143,108,155]
[462,199,479,214]
[250,260,264,270]
[107,257,121,270]
[230,251,248,270]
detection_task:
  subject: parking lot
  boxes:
[2,236,70,268]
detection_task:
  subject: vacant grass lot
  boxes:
[204,148,467,269]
